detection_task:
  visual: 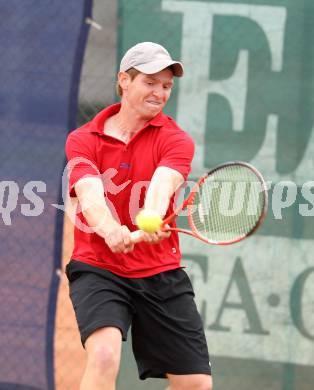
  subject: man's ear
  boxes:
[118,71,130,94]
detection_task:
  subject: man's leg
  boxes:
[80,327,122,390]
[166,373,213,390]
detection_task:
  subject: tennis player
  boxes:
[65,42,212,390]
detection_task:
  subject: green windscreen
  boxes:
[117,1,314,389]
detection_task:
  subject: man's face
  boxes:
[121,68,174,120]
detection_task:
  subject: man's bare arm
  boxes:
[74,177,133,253]
[144,166,184,216]
[140,166,184,243]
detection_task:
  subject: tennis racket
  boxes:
[130,161,268,245]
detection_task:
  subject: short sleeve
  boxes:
[65,132,100,197]
[157,131,195,180]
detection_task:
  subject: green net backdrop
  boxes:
[115,1,314,389]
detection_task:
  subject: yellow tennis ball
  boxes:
[135,209,162,233]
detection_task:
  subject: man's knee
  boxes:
[167,374,212,390]
[198,376,212,390]
[86,344,120,375]
[199,376,213,390]
[84,327,122,377]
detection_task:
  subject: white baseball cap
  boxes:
[119,42,184,77]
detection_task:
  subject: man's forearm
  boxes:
[144,167,184,217]
[144,181,173,217]
[82,202,120,239]
[75,177,121,239]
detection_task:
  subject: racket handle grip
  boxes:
[130,225,171,244]
[130,230,145,243]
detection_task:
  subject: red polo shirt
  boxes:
[65,103,194,277]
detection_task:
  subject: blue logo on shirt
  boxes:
[119,162,131,169]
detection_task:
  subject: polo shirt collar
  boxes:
[149,111,167,127]
[88,103,168,134]
[89,103,121,134]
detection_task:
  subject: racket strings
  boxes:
[191,165,265,243]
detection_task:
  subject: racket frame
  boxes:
[160,161,268,245]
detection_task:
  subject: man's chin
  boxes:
[140,108,161,121]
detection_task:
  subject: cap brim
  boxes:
[134,60,184,77]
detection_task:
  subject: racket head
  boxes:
[185,161,268,245]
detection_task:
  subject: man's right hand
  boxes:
[103,225,134,254]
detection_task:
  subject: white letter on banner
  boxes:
[162,1,286,174]
[21,181,46,217]
[272,181,297,219]
[0,181,19,225]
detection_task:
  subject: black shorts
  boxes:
[66,260,211,380]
